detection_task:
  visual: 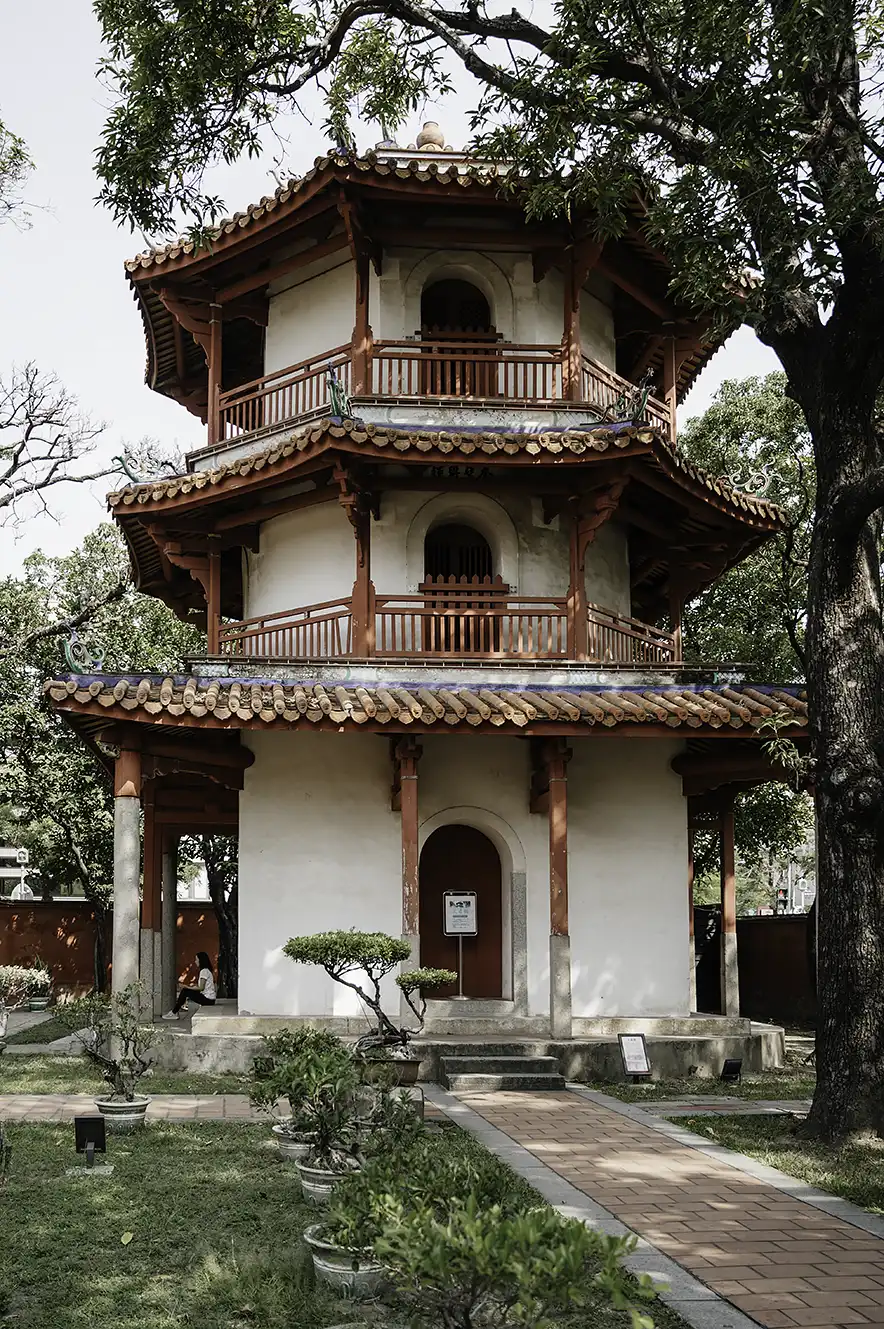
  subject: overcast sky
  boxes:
[0,2,779,575]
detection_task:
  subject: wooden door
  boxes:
[419,825,503,998]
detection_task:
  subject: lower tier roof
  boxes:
[45,676,807,739]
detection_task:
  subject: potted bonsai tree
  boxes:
[283,931,455,1084]
[26,960,52,1011]
[58,983,156,1132]
[250,1026,348,1160]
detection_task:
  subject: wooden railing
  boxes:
[209,341,674,445]
[580,357,672,439]
[217,346,351,441]
[218,598,353,658]
[371,340,565,402]
[217,586,678,664]
[587,603,678,665]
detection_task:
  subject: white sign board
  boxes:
[443,891,477,936]
[618,1033,651,1077]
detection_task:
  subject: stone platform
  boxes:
[149,1007,784,1079]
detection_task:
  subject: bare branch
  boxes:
[0,577,128,661]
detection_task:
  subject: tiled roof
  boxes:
[124,152,513,274]
[45,677,807,734]
[107,418,785,527]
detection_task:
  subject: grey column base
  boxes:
[399,932,420,1024]
[139,929,155,1017]
[549,933,572,1039]
[112,796,142,996]
[721,929,740,1017]
[688,936,697,1013]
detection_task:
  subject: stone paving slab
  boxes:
[442,1086,884,1329]
[0,1093,261,1121]
[640,1100,812,1118]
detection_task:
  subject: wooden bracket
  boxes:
[529,738,572,814]
[571,479,629,572]
[391,736,422,812]
[337,190,382,279]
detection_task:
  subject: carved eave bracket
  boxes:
[571,478,629,571]
[391,736,422,812]
[529,738,572,814]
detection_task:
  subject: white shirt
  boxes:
[198,968,217,1001]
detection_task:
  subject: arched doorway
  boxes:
[419,825,503,998]
[420,279,498,396]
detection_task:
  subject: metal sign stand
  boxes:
[456,934,465,1000]
[443,891,477,1002]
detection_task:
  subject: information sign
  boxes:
[443,892,478,936]
[618,1033,651,1078]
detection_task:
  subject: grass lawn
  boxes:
[4,1015,74,1045]
[677,1113,884,1215]
[586,1069,816,1102]
[0,1054,251,1096]
[0,1118,689,1329]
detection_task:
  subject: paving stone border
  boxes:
[424,1084,761,1329]
[571,1086,884,1243]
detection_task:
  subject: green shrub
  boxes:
[0,964,51,1008]
[375,1196,654,1329]
[249,1026,350,1125]
[54,983,155,1101]
[288,1044,360,1169]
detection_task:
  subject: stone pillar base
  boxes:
[549,933,572,1038]
[139,929,154,1016]
[689,936,697,1013]
[399,932,420,1025]
[721,930,740,1016]
[161,842,178,1014]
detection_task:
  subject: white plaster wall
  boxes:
[585,522,631,617]
[265,261,356,373]
[418,736,550,1014]
[245,502,355,618]
[237,731,401,1016]
[568,739,690,1017]
[246,490,630,619]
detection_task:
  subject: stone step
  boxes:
[445,1072,566,1093]
[440,1055,562,1076]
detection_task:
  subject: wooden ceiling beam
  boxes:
[215,233,350,304]
[213,481,338,531]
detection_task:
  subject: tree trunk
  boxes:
[800,386,884,1141]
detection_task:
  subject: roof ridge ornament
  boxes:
[63,631,105,675]
[725,463,778,496]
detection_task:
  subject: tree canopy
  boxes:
[0,525,200,984]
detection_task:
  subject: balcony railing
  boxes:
[213,340,673,445]
[216,586,678,665]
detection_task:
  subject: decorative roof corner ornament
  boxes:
[114,451,181,486]
[326,367,355,421]
[725,463,779,497]
[612,369,657,426]
[63,631,105,675]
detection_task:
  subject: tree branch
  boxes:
[0,577,128,661]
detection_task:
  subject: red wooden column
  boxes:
[719,788,740,1016]
[393,738,423,942]
[532,739,573,1037]
[662,334,678,443]
[207,543,222,655]
[141,783,164,1015]
[688,828,697,1012]
[351,508,376,657]
[668,563,684,663]
[562,252,582,401]
[567,503,589,661]
[351,249,372,396]
[207,302,223,447]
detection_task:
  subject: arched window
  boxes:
[420,279,498,397]
[424,523,493,582]
[421,279,492,335]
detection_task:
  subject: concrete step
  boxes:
[445,1072,566,1092]
[441,1055,562,1076]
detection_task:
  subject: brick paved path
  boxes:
[0,1094,257,1121]
[458,1090,884,1329]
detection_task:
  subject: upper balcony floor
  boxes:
[125,146,721,468]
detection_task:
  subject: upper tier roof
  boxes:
[124,147,733,418]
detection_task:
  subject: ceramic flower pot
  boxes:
[95,1096,150,1133]
[272,1124,314,1161]
[28,997,51,1011]
[303,1224,385,1298]
[295,1158,360,1204]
